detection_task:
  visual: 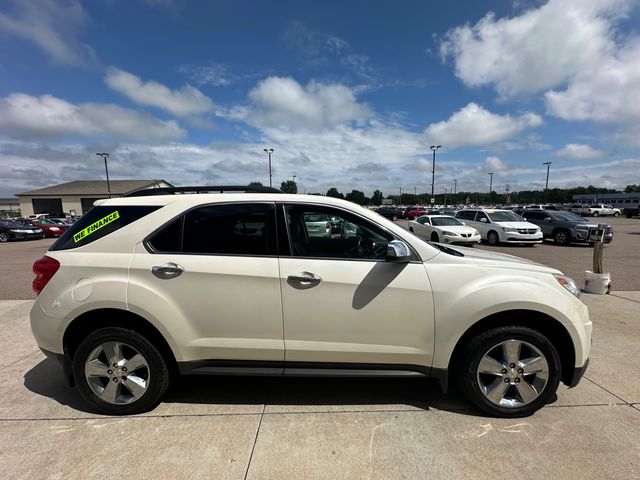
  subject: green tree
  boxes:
[371,190,384,205]
[625,184,640,193]
[280,180,298,194]
[248,181,263,187]
[345,189,366,205]
[326,187,344,199]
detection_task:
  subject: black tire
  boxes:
[458,326,561,418]
[553,229,569,246]
[613,212,620,217]
[431,232,439,242]
[392,215,398,221]
[0,232,9,243]
[487,231,499,245]
[592,211,599,217]
[72,327,170,415]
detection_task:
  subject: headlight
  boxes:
[442,230,458,236]
[473,229,480,235]
[49,227,60,231]
[554,274,582,300]
[502,227,516,232]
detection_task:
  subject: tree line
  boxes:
[248,181,639,206]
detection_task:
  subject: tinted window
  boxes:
[182,203,275,256]
[148,217,183,252]
[285,205,393,260]
[51,206,159,250]
[431,216,463,226]
[523,211,544,220]
[456,210,476,221]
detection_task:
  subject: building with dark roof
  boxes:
[17,180,172,216]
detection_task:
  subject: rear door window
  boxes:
[51,206,159,250]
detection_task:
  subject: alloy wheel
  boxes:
[84,341,150,405]
[476,339,549,408]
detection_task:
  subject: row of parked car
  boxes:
[403,207,613,247]
[0,216,77,242]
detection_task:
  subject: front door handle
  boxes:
[151,263,184,280]
[287,272,322,289]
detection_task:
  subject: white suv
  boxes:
[30,186,591,417]
[455,208,543,245]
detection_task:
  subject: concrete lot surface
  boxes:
[1,295,639,480]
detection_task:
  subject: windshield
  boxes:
[486,211,524,222]
[550,211,587,222]
[431,216,463,226]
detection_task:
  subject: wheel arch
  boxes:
[447,310,575,389]
[63,308,179,383]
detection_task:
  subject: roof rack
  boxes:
[124,185,283,197]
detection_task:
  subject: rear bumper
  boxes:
[40,347,74,386]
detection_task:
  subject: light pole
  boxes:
[263,148,274,187]
[444,187,448,207]
[96,153,111,198]
[430,145,441,198]
[488,172,494,196]
[543,162,552,202]
[453,179,457,194]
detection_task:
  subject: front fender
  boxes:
[427,265,590,369]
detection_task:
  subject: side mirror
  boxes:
[461,221,466,225]
[386,240,411,262]
[480,217,488,223]
[544,217,552,222]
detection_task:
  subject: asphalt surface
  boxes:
[1,294,639,479]
[1,216,639,299]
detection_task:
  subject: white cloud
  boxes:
[0,0,98,67]
[485,156,508,172]
[424,103,542,148]
[545,39,640,124]
[178,64,233,87]
[555,143,603,160]
[0,93,185,142]
[105,67,215,119]
[439,0,631,97]
[247,76,372,131]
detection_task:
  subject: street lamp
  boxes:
[263,148,274,187]
[453,179,457,195]
[430,145,441,198]
[488,172,494,194]
[96,153,111,198]
[543,162,552,202]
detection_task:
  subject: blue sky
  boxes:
[1,0,639,197]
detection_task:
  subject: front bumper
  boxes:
[567,358,589,388]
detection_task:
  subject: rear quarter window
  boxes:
[50,206,159,250]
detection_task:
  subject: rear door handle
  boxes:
[151,263,184,280]
[287,272,322,288]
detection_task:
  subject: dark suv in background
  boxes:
[520,210,613,246]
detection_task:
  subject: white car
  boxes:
[30,186,590,418]
[455,209,543,246]
[409,215,480,245]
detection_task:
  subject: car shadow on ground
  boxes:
[22,357,531,418]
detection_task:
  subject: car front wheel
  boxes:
[459,326,561,417]
[72,327,170,415]
[487,231,500,245]
[0,232,9,243]
[553,230,569,246]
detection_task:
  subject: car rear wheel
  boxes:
[553,229,569,246]
[593,211,599,217]
[0,232,9,243]
[392,215,398,221]
[458,326,561,417]
[613,212,620,217]
[487,231,499,245]
[72,327,170,415]
[431,232,439,242]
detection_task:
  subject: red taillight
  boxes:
[32,255,60,295]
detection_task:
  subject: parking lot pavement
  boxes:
[1,295,639,479]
